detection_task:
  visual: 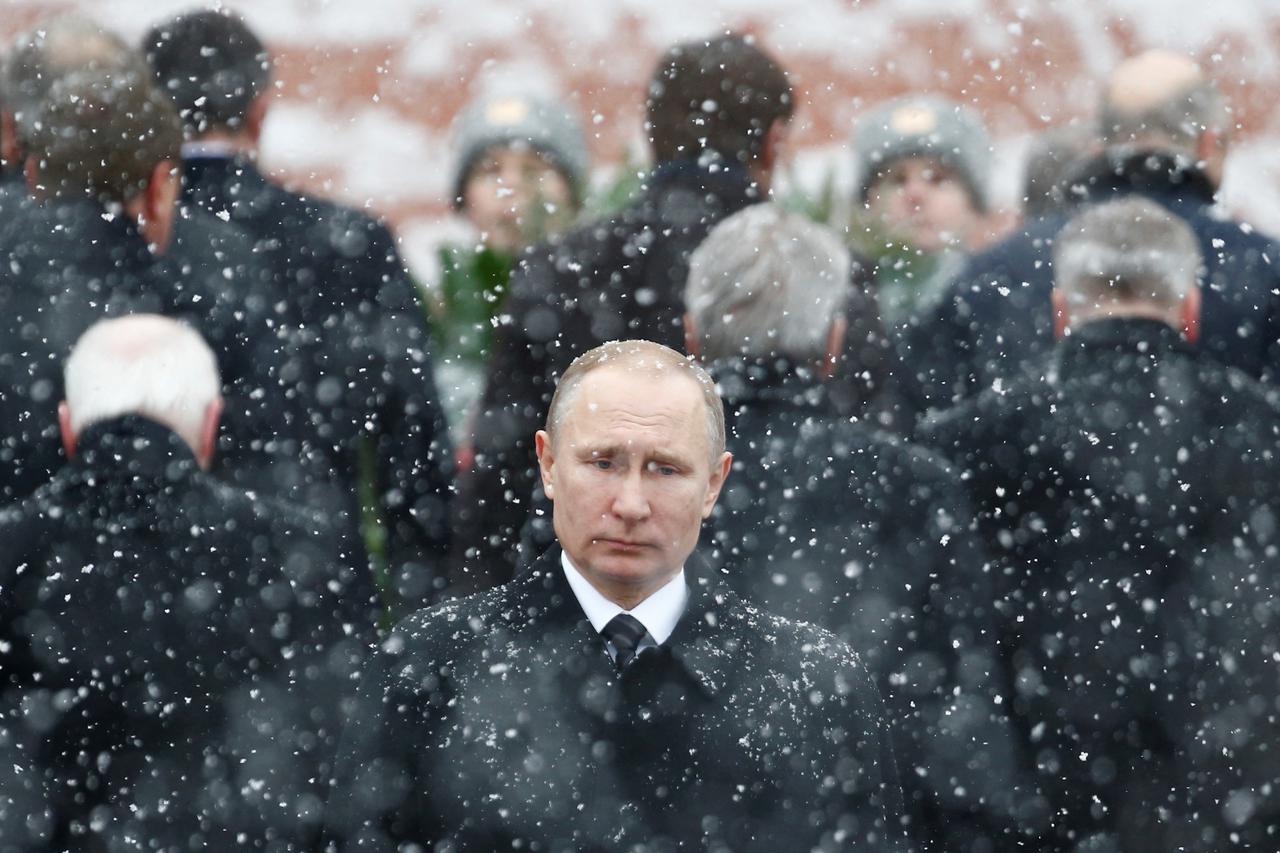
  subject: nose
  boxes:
[611,469,651,522]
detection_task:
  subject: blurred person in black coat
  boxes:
[0,66,184,505]
[324,340,906,852]
[143,9,453,607]
[0,20,294,515]
[685,204,1045,852]
[452,35,906,592]
[0,315,376,850]
[919,197,1280,851]
[911,50,1280,411]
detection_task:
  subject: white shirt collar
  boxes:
[561,550,687,645]
[180,140,241,160]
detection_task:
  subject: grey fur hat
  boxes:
[853,95,992,212]
[450,91,590,210]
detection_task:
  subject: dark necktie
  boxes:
[601,613,649,669]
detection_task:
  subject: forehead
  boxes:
[562,365,708,449]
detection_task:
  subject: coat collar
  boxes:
[1054,318,1197,378]
[514,545,745,697]
[1070,149,1216,216]
[74,415,201,483]
[645,156,762,212]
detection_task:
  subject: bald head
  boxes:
[62,315,223,467]
[1099,49,1228,164]
[546,340,725,463]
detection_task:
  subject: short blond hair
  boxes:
[545,340,725,461]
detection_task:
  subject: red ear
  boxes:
[198,397,224,470]
[59,401,77,459]
[1181,288,1202,345]
[1051,290,1070,340]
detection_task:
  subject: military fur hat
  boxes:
[451,91,590,210]
[854,95,992,212]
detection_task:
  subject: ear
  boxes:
[820,314,848,380]
[701,451,733,519]
[59,401,77,459]
[244,93,270,147]
[24,154,42,199]
[1196,128,1228,192]
[683,314,701,360]
[197,397,224,470]
[534,429,556,500]
[1051,289,1070,340]
[142,161,181,253]
[1181,287,1202,345]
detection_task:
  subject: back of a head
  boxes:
[547,340,725,461]
[646,33,792,169]
[687,203,850,364]
[25,69,182,205]
[1052,197,1201,314]
[141,9,270,137]
[1099,50,1225,157]
[4,17,147,144]
[65,315,220,448]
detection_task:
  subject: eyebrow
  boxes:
[574,443,696,468]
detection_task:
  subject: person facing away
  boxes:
[0,63,184,506]
[685,203,1046,852]
[918,198,1280,852]
[431,88,590,446]
[324,340,906,852]
[449,34,796,592]
[911,49,1280,410]
[0,17,296,512]
[142,8,453,608]
[0,315,377,850]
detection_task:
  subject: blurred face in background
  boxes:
[866,155,982,254]
[461,143,575,255]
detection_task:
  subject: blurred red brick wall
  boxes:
[8,0,1280,270]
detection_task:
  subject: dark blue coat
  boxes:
[909,151,1280,409]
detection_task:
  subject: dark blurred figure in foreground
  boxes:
[143,9,453,607]
[914,50,1280,409]
[0,65,182,504]
[0,19,297,511]
[0,315,375,849]
[687,204,1044,852]
[920,198,1280,851]
[325,340,905,851]
[449,34,794,590]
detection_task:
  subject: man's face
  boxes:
[461,144,575,255]
[866,155,982,254]
[536,366,731,601]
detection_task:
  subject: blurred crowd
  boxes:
[1,7,1279,853]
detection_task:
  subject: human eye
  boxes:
[646,460,679,477]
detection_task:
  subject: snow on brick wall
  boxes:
[8,0,1280,283]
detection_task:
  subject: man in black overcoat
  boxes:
[0,315,377,849]
[325,340,906,852]
[685,204,1044,852]
[909,50,1280,411]
[142,9,453,605]
[0,22,301,519]
[452,35,906,590]
[919,198,1280,851]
